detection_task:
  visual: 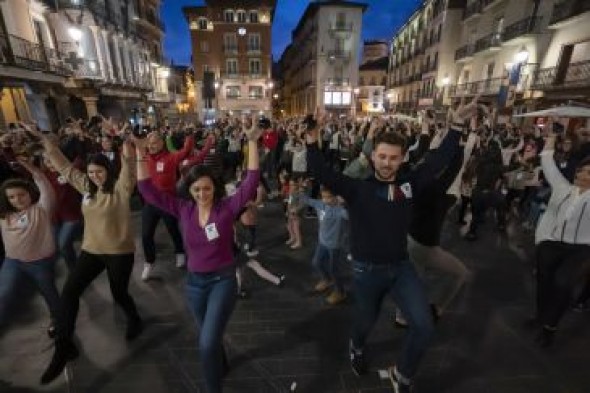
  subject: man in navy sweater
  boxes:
[305,99,478,392]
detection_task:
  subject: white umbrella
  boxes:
[514,105,590,118]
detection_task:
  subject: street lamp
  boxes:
[214,81,220,89]
[442,76,450,86]
[273,93,279,99]
[267,81,274,89]
[68,27,82,41]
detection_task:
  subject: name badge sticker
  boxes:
[82,193,92,206]
[16,214,29,228]
[156,162,165,173]
[204,223,220,241]
[57,175,67,185]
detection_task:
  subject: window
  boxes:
[359,77,365,85]
[203,64,210,72]
[224,10,234,23]
[198,18,208,30]
[247,34,260,52]
[324,91,351,106]
[249,59,261,75]
[200,41,209,52]
[223,33,237,52]
[249,10,258,23]
[237,10,246,23]
[249,86,263,99]
[226,85,240,98]
[226,59,238,75]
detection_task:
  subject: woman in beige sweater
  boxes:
[25,126,143,385]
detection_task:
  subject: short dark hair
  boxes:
[86,154,116,197]
[373,131,408,152]
[0,178,40,219]
[178,165,226,204]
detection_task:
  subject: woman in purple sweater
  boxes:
[135,118,260,393]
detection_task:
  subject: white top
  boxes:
[447,132,479,198]
[535,150,590,245]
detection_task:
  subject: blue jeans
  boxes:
[0,256,64,336]
[351,260,434,379]
[186,266,237,393]
[53,220,82,270]
[312,244,344,292]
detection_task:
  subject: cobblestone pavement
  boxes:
[1,202,589,393]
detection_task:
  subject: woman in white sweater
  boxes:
[531,131,590,347]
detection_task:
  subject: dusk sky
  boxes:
[162,0,422,66]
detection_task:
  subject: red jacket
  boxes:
[45,168,83,224]
[262,129,278,150]
[147,135,194,194]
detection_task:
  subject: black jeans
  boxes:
[536,241,590,328]
[468,189,507,234]
[62,251,140,338]
[142,202,184,264]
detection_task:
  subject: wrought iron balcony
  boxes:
[455,44,475,61]
[474,32,502,53]
[550,0,590,27]
[502,16,543,43]
[1,34,72,76]
[450,77,504,97]
[531,60,590,89]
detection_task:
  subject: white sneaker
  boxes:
[141,263,153,281]
[246,249,259,258]
[176,254,186,268]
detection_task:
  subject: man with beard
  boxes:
[305,97,478,392]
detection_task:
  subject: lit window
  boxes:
[224,10,234,23]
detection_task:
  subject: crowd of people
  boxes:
[0,97,589,392]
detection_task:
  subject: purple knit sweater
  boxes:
[138,170,259,272]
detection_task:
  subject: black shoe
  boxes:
[40,339,79,385]
[238,290,249,299]
[126,317,144,341]
[277,275,286,287]
[387,366,413,393]
[349,341,367,376]
[465,232,478,241]
[573,302,590,313]
[457,219,467,225]
[535,326,556,348]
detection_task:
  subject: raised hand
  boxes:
[243,114,262,142]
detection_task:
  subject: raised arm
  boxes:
[540,134,571,191]
[171,134,195,164]
[17,158,55,213]
[305,115,359,201]
[22,123,89,194]
[115,141,137,196]
[226,116,261,217]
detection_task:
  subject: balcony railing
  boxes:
[327,50,350,60]
[455,44,475,61]
[550,0,590,26]
[532,60,590,89]
[220,72,264,79]
[1,34,72,76]
[449,77,504,96]
[474,32,502,53]
[502,16,543,43]
[329,22,353,32]
[326,78,350,86]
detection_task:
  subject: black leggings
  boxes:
[535,241,590,328]
[62,251,139,338]
[142,202,184,264]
